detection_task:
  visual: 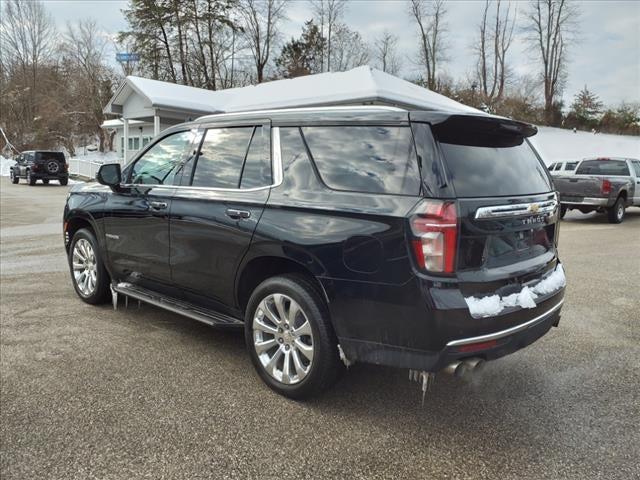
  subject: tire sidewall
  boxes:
[244,276,333,398]
[616,199,624,222]
[68,228,109,304]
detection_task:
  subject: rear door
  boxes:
[631,160,640,205]
[169,121,272,312]
[425,120,558,291]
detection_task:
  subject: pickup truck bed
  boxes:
[553,158,640,223]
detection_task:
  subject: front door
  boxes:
[169,123,272,312]
[103,129,197,289]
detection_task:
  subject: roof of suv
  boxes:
[182,105,537,137]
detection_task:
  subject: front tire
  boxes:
[42,179,50,185]
[68,228,110,304]
[560,205,567,219]
[607,197,625,224]
[59,177,68,186]
[27,170,36,185]
[10,170,18,184]
[245,274,344,399]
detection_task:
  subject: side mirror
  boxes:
[96,163,122,188]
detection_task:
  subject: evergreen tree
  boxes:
[275,20,325,78]
[570,85,603,125]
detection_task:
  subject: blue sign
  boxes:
[116,53,140,62]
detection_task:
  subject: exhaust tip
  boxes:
[443,358,485,377]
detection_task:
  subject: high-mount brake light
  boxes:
[409,200,458,274]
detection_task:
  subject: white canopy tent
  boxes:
[103,66,482,161]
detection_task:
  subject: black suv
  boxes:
[10,150,69,186]
[63,107,566,398]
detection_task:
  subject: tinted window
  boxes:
[240,127,271,188]
[575,160,630,176]
[412,122,445,196]
[301,126,421,195]
[36,152,65,163]
[632,161,640,177]
[130,131,195,185]
[192,127,253,188]
[438,139,551,197]
[565,162,579,171]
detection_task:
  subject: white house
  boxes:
[102,66,479,162]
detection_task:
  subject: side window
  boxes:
[129,130,195,185]
[566,162,578,171]
[548,163,557,171]
[631,161,640,177]
[301,126,421,195]
[192,127,253,188]
[240,127,271,189]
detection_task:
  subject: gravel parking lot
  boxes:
[1,177,639,480]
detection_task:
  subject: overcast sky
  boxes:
[45,0,640,106]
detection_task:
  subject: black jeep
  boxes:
[10,150,69,186]
[63,107,566,399]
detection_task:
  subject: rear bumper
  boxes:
[561,197,609,207]
[327,266,566,372]
[31,172,68,180]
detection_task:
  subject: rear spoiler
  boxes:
[409,111,537,138]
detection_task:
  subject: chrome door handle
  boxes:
[149,201,168,210]
[226,208,251,219]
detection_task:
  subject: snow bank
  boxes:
[530,127,640,165]
[1,155,16,176]
[465,264,566,318]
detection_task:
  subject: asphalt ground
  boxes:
[1,176,639,479]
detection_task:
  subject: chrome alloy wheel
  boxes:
[253,293,314,385]
[72,238,97,296]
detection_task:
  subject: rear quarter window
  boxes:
[301,126,421,195]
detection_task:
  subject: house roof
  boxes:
[104,66,482,117]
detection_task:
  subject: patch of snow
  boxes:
[530,127,640,165]
[465,264,566,318]
[1,155,16,176]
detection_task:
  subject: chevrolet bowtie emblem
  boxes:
[529,203,540,214]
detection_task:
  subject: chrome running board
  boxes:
[112,282,243,328]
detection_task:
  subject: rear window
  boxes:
[575,160,630,176]
[436,137,552,197]
[565,162,579,171]
[301,126,421,195]
[35,152,65,163]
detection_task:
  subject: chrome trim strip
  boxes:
[561,197,608,206]
[446,299,564,347]
[475,199,557,219]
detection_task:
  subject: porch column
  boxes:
[154,114,160,137]
[123,118,129,163]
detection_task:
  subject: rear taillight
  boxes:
[31,164,39,172]
[409,200,458,275]
[601,179,612,195]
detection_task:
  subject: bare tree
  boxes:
[329,23,369,72]
[524,0,580,123]
[374,31,401,75]
[475,0,516,104]
[238,0,287,83]
[409,0,447,90]
[310,0,346,72]
[61,19,115,152]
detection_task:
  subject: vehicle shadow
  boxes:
[562,206,640,223]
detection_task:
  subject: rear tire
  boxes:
[68,228,111,304]
[59,177,68,186]
[27,170,36,186]
[10,170,18,184]
[607,197,625,224]
[245,274,344,399]
[42,179,50,185]
[560,205,567,219]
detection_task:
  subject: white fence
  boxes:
[68,158,105,180]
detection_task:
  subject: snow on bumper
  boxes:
[465,264,566,318]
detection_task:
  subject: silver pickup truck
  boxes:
[554,157,640,223]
